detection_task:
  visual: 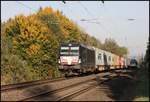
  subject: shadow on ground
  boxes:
[98,69,138,101]
[133,68,149,101]
[23,84,60,101]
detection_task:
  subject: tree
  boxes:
[5,14,60,79]
[103,38,128,56]
[1,29,34,85]
[144,36,149,68]
[116,46,128,56]
[103,38,119,53]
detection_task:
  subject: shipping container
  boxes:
[94,47,105,71]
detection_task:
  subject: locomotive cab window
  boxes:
[70,50,79,55]
[60,46,79,56]
[60,47,69,55]
[70,47,79,55]
[60,49,69,55]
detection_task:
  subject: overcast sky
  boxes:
[1,1,149,57]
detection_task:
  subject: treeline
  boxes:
[144,36,149,67]
[1,7,128,85]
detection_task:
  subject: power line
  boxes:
[16,1,37,12]
[77,1,94,19]
[16,1,111,36]
[15,1,60,25]
[77,2,133,52]
[77,1,112,35]
[78,1,130,46]
[97,4,140,50]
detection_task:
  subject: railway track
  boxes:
[56,79,113,101]
[1,77,65,92]
[22,78,111,101]
[1,68,133,92]
[1,72,112,101]
[21,74,114,101]
[56,83,98,101]
[22,78,97,101]
[1,68,136,101]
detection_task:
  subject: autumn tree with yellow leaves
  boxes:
[4,12,60,80]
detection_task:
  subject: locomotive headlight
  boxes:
[58,59,61,64]
[78,59,81,63]
[72,57,77,61]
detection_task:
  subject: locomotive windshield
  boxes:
[60,46,79,56]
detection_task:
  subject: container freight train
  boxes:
[58,43,128,76]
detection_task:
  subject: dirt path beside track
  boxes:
[70,69,139,101]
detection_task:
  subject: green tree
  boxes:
[144,36,149,68]
[103,38,128,56]
[1,30,34,85]
[5,15,60,79]
[116,46,128,56]
[103,38,119,53]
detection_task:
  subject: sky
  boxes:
[1,1,149,57]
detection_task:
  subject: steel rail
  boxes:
[21,78,96,101]
[1,77,66,92]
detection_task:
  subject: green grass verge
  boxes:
[134,68,149,101]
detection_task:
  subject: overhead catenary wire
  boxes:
[94,3,125,45]
[77,1,112,36]
[98,4,139,49]
[77,1,112,41]
[15,1,37,12]
[16,1,118,39]
[16,1,61,25]
[77,1,94,19]
[59,1,90,31]
[97,4,127,39]
[78,1,130,50]
[77,1,137,56]
[15,1,108,35]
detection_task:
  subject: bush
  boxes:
[1,31,34,85]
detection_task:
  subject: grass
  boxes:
[134,97,149,101]
[134,66,149,101]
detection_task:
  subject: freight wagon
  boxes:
[94,47,113,71]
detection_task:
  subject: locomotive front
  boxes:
[58,43,81,76]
